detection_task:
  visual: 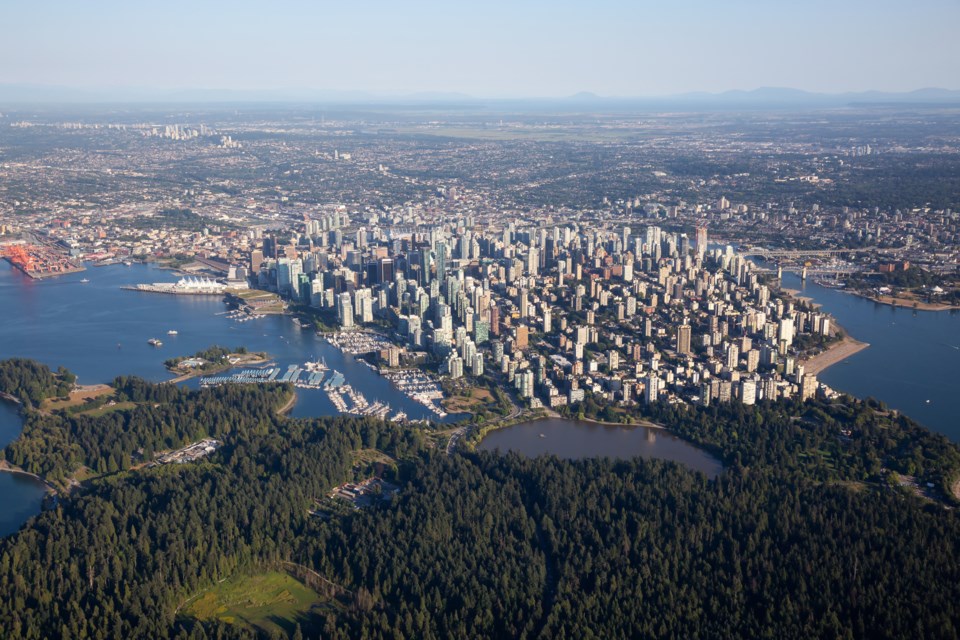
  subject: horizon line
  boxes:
[1,83,960,104]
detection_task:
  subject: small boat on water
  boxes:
[147,338,163,347]
[167,330,178,335]
[80,278,90,283]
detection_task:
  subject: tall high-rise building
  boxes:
[515,325,529,349]
[696,226,708,258]
[726,343,739,370]
[435,242,447,279]
[801,374,818,401]
[778,317,795,347]
[250,249,264,274]
[746,349,760,372]
[337,292,354,329]
[277,257,302,297]
[419,250,431,285]
[645,225,661,254]
[677,324,692,356]
[472,353,484,377]
[645,375,661,404]
[608,350,620,371]
[527,248,539,276]
[520,289,531,318]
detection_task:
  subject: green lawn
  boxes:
[183,571,325,636]
[350,448,396,467]
[77,401,137,417]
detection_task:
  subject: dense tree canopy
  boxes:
[0,359,74,407]
[0,360,959,639]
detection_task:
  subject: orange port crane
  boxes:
[1,244,37,271]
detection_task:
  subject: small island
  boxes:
[165,345,269,383]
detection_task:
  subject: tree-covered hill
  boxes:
[1,359,959,639]
[0,359,74,407]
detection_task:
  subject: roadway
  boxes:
[445,389,522,455]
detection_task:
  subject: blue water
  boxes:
[0,260,450,421]
[480,418,723,477]
[0,260,466,536]
[779,272,960,441]
[1,260,958,536]
[0,401,48,537]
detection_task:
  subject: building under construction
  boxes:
[1,242,85,279]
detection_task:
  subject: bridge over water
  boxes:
[741,246,900,259]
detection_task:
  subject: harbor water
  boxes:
[779,271,960,441]
[0,261,454,422]
[1,259,959,536]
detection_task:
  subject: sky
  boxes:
[2,0,958,97]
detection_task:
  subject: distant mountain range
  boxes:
[0,83,958,106]
[670,86,960,105]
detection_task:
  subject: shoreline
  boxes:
[475,412,668,444]
[569,415,666,430]
[783,280,959,313]
[473,414,726,473]
[849,289,960,312]
[276,390,298,415]
[779,284,871,376]
[0,461,59,496]
[166,353,270,384]
[802,336,870,376]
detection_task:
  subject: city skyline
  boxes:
[2,0,958,97]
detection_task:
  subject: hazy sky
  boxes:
[2,0,958,96]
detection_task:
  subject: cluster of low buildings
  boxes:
[155,439,221,465]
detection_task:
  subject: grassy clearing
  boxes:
[830,480,869,492]
[41,385,113,412]
[442,386,496,413]
[77,401,137,417]
[183,571,325,636]
[350,448,396,467]
[227,289,286,314]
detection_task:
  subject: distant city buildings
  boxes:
[4,109,950,415]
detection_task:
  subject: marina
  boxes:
[325,331,395,355]
[224,309,267,322]
[198,362,393,419]
[0,262,465,426]
[197,352,450,419]
[381,369,447,418]
[325,384,391,419]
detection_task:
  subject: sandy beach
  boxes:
[802,336,870,376]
